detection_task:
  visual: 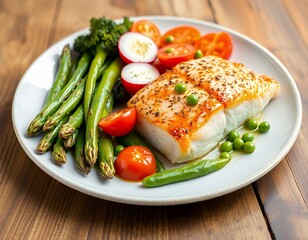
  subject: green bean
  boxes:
[27,52,92,136]
[142,157,230,188]
[116,131,165,172]
[45,44,72,105]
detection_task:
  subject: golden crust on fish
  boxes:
[173,56,280,108]
[128,56,280,163]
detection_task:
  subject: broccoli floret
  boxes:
[74,16,133,55]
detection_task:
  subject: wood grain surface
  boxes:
[0,0,307,239]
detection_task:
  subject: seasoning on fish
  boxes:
[128,56,280,163]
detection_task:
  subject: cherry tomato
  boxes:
[157,43,196,69]
[130,20,161,46]
[115,146,156,181]
[194,32,233,59]
[161,26,201,47]
[98,107,137,137]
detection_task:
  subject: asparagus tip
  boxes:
[100,162,115,179]
[43,119,56,132]
[85,146,97,167]
[27,119,43,136]
[36,141,51,154]
[59,124,75,139]
[52,152,67,165]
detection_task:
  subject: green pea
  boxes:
[164,47,174,53]
[243,141,256,153]
[187,94,199,106]
[233,137,244,150]
[220,152,231,160]
[174,83,187,94]
[194,50,204,59]
[245,118,258,130]
[165,35,174,43]
[258,121,271,133]
[227,130,240,142]
[242,132,254,142]
[114,145,125,155]
[220,141,233,153]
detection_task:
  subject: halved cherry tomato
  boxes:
[115,145,156,181]
[157,43,196,69]
[194,32,233,60]
[161,26,201,47]
[130,20,161,46]
[98,107,137,137]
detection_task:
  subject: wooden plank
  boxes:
[257,160,308,239]
[39,0,270,239]
[212,0,308,238]
[282,0,308,46]
[0,0,58,238]
[3,0,307,238]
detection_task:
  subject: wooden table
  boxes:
[1,0,307,239]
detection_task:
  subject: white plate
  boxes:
[12,16,302,205]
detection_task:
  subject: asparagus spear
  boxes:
[63,128,79,149]
[45,45,72,105]
[74,128,91,174]
[27,52,92,136]
[43,76,86,132]
[37,115,69,154]
[52,137,67,164]
[84,57,125,166]
[97,96,115,179]
[59,104,84,139]
[98,131,115,179]
[83,45,108,122]
[67,55,80,80]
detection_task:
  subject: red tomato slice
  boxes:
[194,32,233,60]
[115,146,156,181]
[98,107,137,137]
[130,20,161,46]
[157,43,196,69]
[161,26,201,47]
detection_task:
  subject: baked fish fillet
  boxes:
[128,56,280,163]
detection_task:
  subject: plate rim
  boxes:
[12,15,302,205]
